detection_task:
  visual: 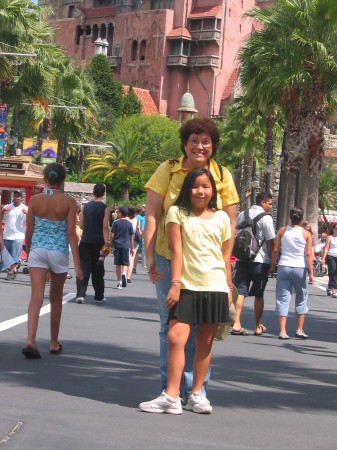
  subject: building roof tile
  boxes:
[167,27,192,40]
[221,69,239,101]
[188,5,222,19]
[123,86,159,115]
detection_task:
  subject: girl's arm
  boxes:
[165,222,182,308]
[321,236,330,264]
[304,230,314,284]
[222,239,232,305]
[66,197,83,280]
[25,199,35,254]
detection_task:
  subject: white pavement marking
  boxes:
[0,293,76,332]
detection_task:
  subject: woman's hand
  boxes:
[308,273,314,284]
[227,289,232,306]
[75,265,84,280]
[165,284,180,309]
[146,256,163,283]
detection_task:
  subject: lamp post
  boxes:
[276,129,286,230]
[265,140,273,194]
[33,124,43,164]
[7,109,19,156]
[250,158,259,205]
[62,133,68,166]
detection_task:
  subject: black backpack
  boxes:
[233,210,268,261]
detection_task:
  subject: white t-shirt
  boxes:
[279,226,306,268]
[165,206,231,292]
[2,203,28,240]
[236,204,275,264]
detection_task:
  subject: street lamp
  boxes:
[264,140,273,193]
[276,129,287,230]
[33,124,43,164]
[249,158,259,204]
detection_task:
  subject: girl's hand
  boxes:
[146,257,163,283]
[308,273,314,284]
[75,265,84,280]
[165,284,180,309]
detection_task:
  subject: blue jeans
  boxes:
[275,266,309,316]
[4,239,23,264]
[155,253,210,399]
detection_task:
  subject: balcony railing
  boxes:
[166,55,219,68]
[190,30,221,43]
[188,55,219,68]
[166,55,189,67]
[108,56,122,69]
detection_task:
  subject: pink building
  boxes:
[39,0,270,119]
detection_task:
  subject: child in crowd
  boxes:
[110,206,134,289]
[139,168,232,415]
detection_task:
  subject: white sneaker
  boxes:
[139,391,182,414]
[117,283,122,289]
[76,297,84,304]
[185,390,212,414]
[122,273,127,288]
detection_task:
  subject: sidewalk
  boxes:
[0,259,337,449]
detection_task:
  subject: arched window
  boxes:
[107,23,114,57]
[85,25,91,36]
[131,40,138,61]
[92,24,99,43]
[100,23,106,39]
[75,25,83,46]
[139,40,147,61]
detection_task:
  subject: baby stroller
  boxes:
[19,244,30,274]
[313,242,326,277]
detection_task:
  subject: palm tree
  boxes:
[84,131,159,201]
[240,0,337,233]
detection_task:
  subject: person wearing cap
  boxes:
[110,206,134,289]
[0,190,28,280]
[76,183,111,304]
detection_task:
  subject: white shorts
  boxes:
[0,246,15,270]
[28,248,69,274]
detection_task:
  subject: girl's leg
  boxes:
[275,266,292,335]
[26,267,49,349]
[126,252,135,280]
[166,320,191,398]
[296,314,305,332]
[49,271,67,350]
[192,323,217,393]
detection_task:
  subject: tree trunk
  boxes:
[120,184,129,202]
[76,145,84,181]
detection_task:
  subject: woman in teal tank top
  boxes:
[22,163,83,359]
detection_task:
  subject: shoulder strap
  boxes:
[216,161,223,182]
[253,212,269,225]
[168,158,180,181]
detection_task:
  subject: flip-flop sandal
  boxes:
[254,331,263,336]
[22,347,41,359]
[231,328,249,336]
[260,324,267,333]
[50,343,63,355]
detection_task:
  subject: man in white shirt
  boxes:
[0,190,28,280]
[232,193,275,336]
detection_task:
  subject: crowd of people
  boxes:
[1,118,335,416]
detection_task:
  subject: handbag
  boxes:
[134,229,141,244]
[214,285,238,341]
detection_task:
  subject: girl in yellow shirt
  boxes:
[139,168,232,415]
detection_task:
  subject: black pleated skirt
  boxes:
[168,289,229,325]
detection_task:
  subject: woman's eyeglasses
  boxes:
[188,138,212,149]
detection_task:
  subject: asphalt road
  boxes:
[1,256,337,450]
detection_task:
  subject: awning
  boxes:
[318,214,337,223]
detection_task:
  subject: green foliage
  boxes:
[90,54,123,118]
[106,114,181,163]
[319,160,337,211]
[122,84,142,116]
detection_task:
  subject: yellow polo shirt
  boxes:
[145,156,239,259]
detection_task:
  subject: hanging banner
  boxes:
[0,105,7,158]
[40,140,58,163]
[22,137,37,156]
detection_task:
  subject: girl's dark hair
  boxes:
[43,162,66,187]
[174,168,217,213]
[290,207,303,225]
[128,205,136,219]
[179,118,220,158]
[330,224,337,235]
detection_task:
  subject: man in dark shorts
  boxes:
[76,183,110,304]
[232,193,275,336]
[110,206,134,289]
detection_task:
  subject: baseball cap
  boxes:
[13,190,23,197]
[118,206,129,216]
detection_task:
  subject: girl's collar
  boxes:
[43,187,59,196]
